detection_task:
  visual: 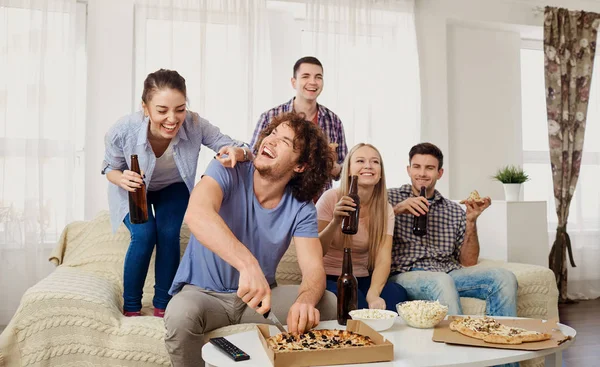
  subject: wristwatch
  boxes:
[242,148,249,161]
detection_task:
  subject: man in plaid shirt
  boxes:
[387,143,518,319]
[250,56,347,193]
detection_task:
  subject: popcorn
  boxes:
[396,300,448,328]
[349,309,396,320]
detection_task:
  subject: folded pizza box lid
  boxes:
[432,316,572,351]
[257,320,394,367]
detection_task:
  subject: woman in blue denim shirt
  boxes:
[102,69,252,317]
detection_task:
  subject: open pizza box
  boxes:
[256,320,394,367]
[432,316,572,351]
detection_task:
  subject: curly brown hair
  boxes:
[254,112,333,202]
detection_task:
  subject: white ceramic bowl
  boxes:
[348,309,398,331]
[396,300,448,329]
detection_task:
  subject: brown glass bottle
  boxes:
[128,154,148,224]
[412,186,427,236]
[337,247,358,325]
[341,175,360,235]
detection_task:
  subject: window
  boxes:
[520,41,600,231]
[134,0,420,188]
[0,2,87,247]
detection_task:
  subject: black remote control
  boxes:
[209,337,250,362]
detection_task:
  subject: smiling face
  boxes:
[349,146,382,188]
[142,88,187,140]
[291,63,323,102]
[407,154,444,195]
[254,122,305,180]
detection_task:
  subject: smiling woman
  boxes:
[316,143,408,312]
[101,69,252,317]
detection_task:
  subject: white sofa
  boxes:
[0,211,558,367]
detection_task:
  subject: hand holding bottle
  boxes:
[119,170,144,192]
[393,196,429,216]
[332,196,357,224]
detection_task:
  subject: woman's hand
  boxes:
[366,293,386,310]
[119,170,144,192]
[332,195,356,224]
[215,146,251,168]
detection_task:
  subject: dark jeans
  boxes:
[123,182,189,312]
[326,274,408,312]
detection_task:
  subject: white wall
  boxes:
[414,0,600,200]
[84,0,135,220]
[447,24,523,200]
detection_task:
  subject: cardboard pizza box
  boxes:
[432,316,573,351]
[257,320,394,367]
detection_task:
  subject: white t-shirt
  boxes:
[147,142,183,191]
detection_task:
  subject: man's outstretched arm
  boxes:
[184,176,271,314]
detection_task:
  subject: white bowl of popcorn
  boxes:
[348,309,398,331]
[396,300,448,329]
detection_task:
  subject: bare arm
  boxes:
[458,198,491,267]
[366,235,393,309]
[287,236,327,333]
[317,195,356,255]
[459,221,479,266]
[318,219,339,256]
[184,175,271,314]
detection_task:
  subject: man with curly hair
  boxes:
[164,112,337,367]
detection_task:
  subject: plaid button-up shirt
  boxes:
[249,98,348,191]
[387,184,466,274]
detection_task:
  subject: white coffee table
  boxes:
[202,318,576,367]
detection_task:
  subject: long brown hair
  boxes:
[253,112,333,202]
[338,143,388,271]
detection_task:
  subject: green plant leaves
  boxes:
[492,165,530,184]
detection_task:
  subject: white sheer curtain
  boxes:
[134,0,420,187]
[0,0,84,325]
[521,47,600,300]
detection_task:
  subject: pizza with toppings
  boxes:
[266,329,374,351]
[459,190,484,204]
[449,316,552,345]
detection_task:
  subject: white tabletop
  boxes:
[202,318,576,367]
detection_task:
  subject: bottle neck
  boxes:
[130,156,141,174]
[342,248,353,274]
[348,175,359,196]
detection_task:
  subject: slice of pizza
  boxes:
[459,190,484,204]
[450,316,552,345]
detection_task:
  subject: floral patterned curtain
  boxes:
[544,7,600,302]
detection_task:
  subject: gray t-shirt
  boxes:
[169,160,318,294]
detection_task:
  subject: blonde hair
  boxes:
[338,143,388,271]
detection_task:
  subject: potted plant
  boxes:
[492,165,530,201]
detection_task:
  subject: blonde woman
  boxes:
[316,143,407,310]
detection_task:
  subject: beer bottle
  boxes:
[337,247,358,325]
[128,154,148,224]
[412,186,427,236]
[341,175,360,235]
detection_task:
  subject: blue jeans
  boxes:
[326,274,408,311]
[389,267,518,316]
[123,182,189,312]
[390,267,519,367]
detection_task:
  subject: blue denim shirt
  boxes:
[102,111,245,232]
